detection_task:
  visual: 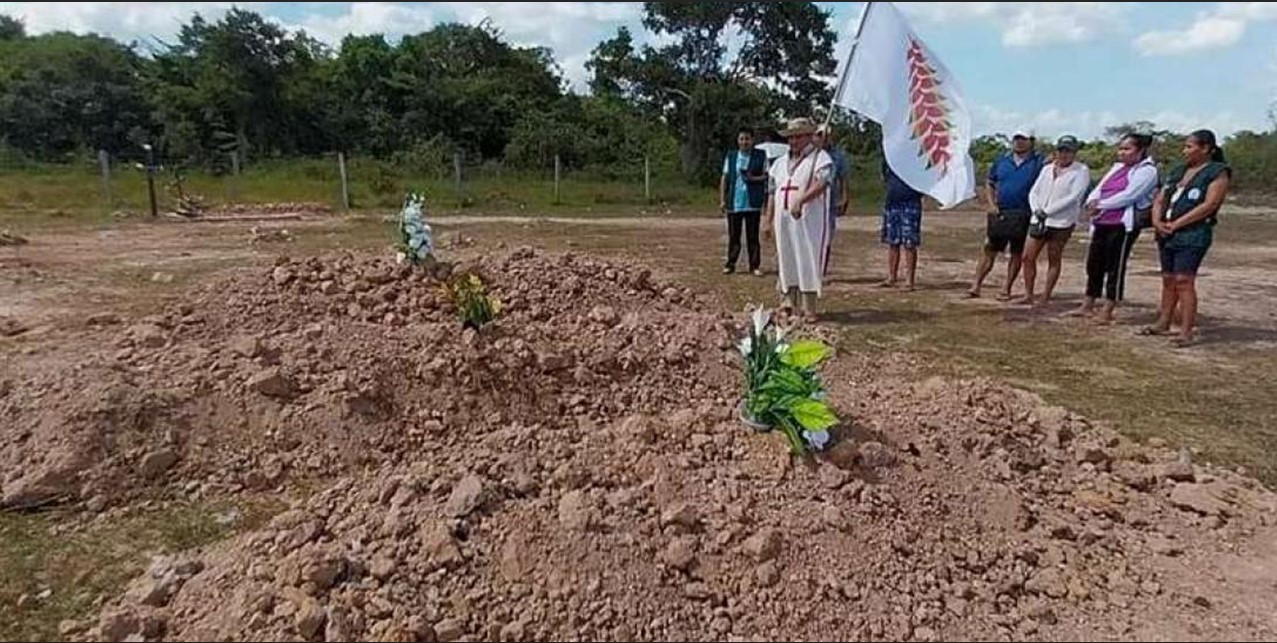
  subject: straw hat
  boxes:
[780,117,817,137]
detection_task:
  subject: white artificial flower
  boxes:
[803,429,831,451]
[774,324,790,343]
[738,336,753,357]
[398,193,434,262]
[751,306,771,337]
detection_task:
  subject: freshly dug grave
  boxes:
[0,248,733,512]
[89,369,1277,642]
[2,246,1274,642]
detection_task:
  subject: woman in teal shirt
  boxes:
[1143,129,1232,347]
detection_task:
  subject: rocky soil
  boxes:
[3,246,1275,642]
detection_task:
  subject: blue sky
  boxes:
[2,2,1274,139]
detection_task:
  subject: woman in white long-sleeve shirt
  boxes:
[1021,136,1090,306]
[1070,133,1160,324]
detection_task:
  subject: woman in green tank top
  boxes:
[1141,130,1232,348]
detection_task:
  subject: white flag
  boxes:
[835,2,976,209]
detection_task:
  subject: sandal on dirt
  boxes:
[1137,326,1170,337]
[875,281,897,289]
[964,290,980,299]
[995,292,1012,302]
[1170,336,1199,348]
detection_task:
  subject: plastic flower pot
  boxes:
[738,399,773,433]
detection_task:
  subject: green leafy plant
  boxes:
[739,308,838,454]
[444,273,501,330]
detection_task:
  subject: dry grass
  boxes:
[0,500,280,641]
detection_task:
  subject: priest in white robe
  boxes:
[766,117,834,320]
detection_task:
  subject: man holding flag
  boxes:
[832,2,977,245]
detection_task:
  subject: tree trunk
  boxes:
[678,107,702,180]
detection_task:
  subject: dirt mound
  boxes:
[88,372,1277,641]
[0,248,732,511]
[216,202,334,217]
[5,245,1275,641]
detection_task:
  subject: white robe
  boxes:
[770,149,834,295]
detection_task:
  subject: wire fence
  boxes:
[0,148,713,219]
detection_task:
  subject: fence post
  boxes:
[644,155,652,203]
[337,151,350,212]
[144,144,158,218]
[98,149,111,210]
[229,151,241,200]
[554,154,561,205]
[453,151,463,200]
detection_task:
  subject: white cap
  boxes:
[1012,129,1033,140]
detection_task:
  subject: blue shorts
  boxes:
[1158,242,1209,275]
[881,203,923,248]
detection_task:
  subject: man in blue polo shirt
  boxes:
[969,130,1045,299]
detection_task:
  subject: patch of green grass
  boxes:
[0,156,901,229]
[0,500,280,641]
[822,293,1277,483]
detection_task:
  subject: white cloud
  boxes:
[0,2,246,44]
[1216,2,1277,21]
[972,103,1256,139]
[439,1,637,49]
[294,2,641,90]
[0,1,644,91]
[295,3,438,44]
[1134,16,1245,55]
[998,3,1130,47]
[896,2,1130,47]
[1135,1,1277,56]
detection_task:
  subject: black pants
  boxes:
[726,210,761,271]
[1086,224,1138,301]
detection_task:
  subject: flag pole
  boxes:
[824,1,875,128]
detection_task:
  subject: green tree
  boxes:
[504,95,678,178]
[325,34,399,155]
[1224,129,1277,194]
[0,15,24,41]
[392,22,564,160]
[0,31,151,160]
[588,2,837,183]
[149,8,333,163]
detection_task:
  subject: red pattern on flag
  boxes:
[906,38,953,176]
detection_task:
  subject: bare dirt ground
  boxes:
[2,208,1276,642]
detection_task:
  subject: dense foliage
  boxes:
[1,8,1273,191]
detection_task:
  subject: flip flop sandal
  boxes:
[1137,326,1170,336]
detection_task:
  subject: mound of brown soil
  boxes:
[1,248,732,511]
[4,246,1274,642]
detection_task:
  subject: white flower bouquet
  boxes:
[738,307,838,454]
[396,192,433,266]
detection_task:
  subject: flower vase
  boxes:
[738,399,773,433]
